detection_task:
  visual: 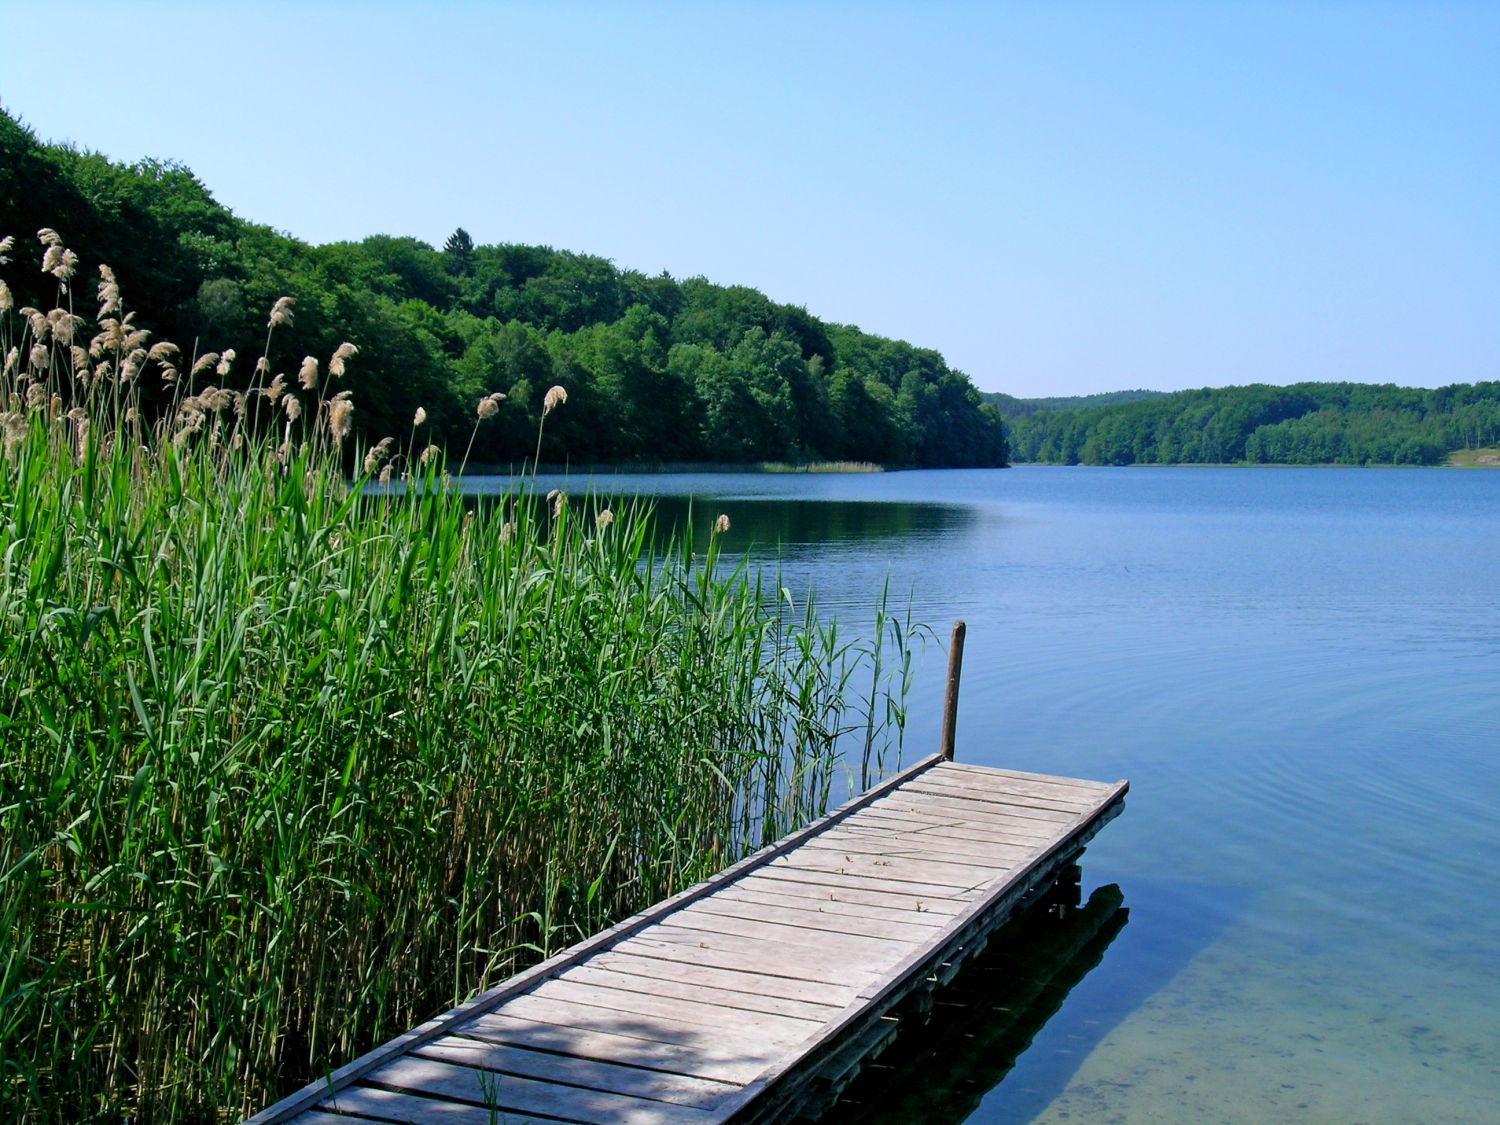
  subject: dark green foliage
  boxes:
[985,388,1168,418]
[442,225,475,275]
[1006,382,1500,466]
[0,102,1004,468]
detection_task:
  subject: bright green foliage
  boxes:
[0,244,916,1121]
[0,107,1005,470]
[1003,383,1500,466]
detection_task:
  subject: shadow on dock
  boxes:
[817,867,1128,1124]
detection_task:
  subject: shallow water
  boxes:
[503,466,1500,1122]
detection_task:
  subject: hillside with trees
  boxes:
[1002,382,1500,466]
[982,388,1167,418]
[0,108,1006,469]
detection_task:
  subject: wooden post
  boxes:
[939,620,966,761]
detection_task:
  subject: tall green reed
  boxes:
[0,231,915,1122]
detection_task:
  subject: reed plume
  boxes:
[329,342,358,378]
[51,248,79,282]
[459,393,505,475]
[97,264,121,316]
[529,384,569,480]
[328,393,354,445]
[0,235,916,1125]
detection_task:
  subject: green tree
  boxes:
[443,227,476,276]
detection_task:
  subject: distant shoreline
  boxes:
[460,452,1500,475]
[464,460,888,476]
[1010,458,1500,469]
[1447,448,1500,468]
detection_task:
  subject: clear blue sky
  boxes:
[4,1,1496,397]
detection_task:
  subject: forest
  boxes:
[1000,381,1500,466]
[983,388,1166,418]
[0,108,1006,469]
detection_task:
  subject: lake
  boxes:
[508,465,1500,1123]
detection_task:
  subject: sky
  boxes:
[3,1,1496,397]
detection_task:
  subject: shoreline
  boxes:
[460,450,1500,476]
[1009,457,1498,469]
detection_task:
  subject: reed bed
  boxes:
[756,460,885,474]
[0,233,915,1122]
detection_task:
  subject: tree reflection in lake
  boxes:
[637,496,977,555]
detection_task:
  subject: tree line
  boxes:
[983,388,1165,418]
[1000,381,1500,466]
[0,108,1006,469]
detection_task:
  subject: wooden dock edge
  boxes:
[243,752,957,1125]
[722,777,1129,1124]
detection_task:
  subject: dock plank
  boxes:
[528,978,825,1043]
[768,848,998,890]
[411,1035,740,1107]
[914,771,1104,809]
[712,884,953,928]
[804,828,1033,868]
[609,933,870,997]
[621,927,886,986]
[732,864,978,906]
[860,793,1063,826]
[876,789,1079,827]
[585,949,856,1008]
[322,1085,561,1123]
[730,870,969,914]
[907,792,1098,824]
[666,904,924,954]
[359,1053,719,1124]
[458,1011,774,1085]
[940,760,1119,792]
[495,991,803,1051]
[848,807,1057,846]
[562,962,840,1022]
[252,755,1128,1125]
[686,892,941,943]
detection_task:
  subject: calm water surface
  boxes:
[504,466,1500,1123]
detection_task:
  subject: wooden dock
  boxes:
[246,754,1126,1125]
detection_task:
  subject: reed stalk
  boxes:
[0,232,915,1122]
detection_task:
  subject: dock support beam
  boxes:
[939,620,966,761]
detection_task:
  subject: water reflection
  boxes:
[644,496,975,553]
[429,480,976,555]
[823,869,1128,1124]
